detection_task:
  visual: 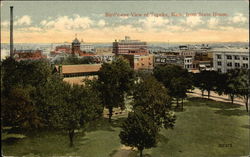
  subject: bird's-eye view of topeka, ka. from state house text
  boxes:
[0,0,249,157]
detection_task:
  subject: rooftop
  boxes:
[212,48,249,53]
[56,64,101,74]
[72,38,80,44]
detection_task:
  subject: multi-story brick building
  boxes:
[120,54,154,70]
[213,48,249,73]
[113,36,148,55]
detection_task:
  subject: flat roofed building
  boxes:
[113,36,148,55]
[213,48,249,73]
[55,64,101,78]
[55,64,102,85]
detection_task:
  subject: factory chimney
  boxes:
[10,6,14,58]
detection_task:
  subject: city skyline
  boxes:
[0,1,249,43]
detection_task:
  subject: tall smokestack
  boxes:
[10,6,14,58]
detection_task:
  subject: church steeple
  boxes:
[72,35,81,55]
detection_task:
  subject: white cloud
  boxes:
[40,20,47,25]
[208,17,219,28]
[230,13,247,23]
[97,20,106,27]
[139,16,170,29]
[40,15,93,31]
[14,15,32,26]
[182,16,204,27]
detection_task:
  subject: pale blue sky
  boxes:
[1,1,249,43]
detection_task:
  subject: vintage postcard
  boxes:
[1,0,249,157]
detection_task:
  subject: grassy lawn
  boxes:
[2,97,249,157]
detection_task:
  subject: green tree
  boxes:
[223,69,242,104]
[2,58,52,91]
[193,70,218,99]
[238,69,249,112]
[1,85,42,129]
[119,108,158,157]
[1,58,52,129]
[154,64,192,108]
[133,76,176,129]
[98,57,135,122]
[170,77,190,110]
[40,78,103,147]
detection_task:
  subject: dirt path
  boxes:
[112,146,135,157]
[188,89,246,106]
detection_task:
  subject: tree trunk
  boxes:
[230,94,234,104]
[176,98,179,108]
[208,90,210,99]
[139,148,143,157]
[245,95,249,112]
[201,90,204,98]
[108,107,113,122]
[181,98,184,111]
[69,129,74,147]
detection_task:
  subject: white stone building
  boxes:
[213,48,249,73]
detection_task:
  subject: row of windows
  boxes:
[217,67,248,73]
[63,72,98,78]
[217,54,248,60]
[223,62,248,68]
[217,61,248,68]
[136,63,152,66]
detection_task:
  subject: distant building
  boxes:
[192,50,213,71]
[95,47,113,54]
[113,36,148,55]
[13,49,47,61]
[80,43,94,53]
[173,50,196,70]
[93,54,115,63]
[50,38,95,57]
[179,45,188,50]
[72,38,81,55]
[213,48,249,73]
[184,57,193,70]
[50,45,71,56]
[119,54,154,70]
[154,55,184,67]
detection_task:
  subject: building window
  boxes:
[235,63,240,68]
[226,55,232,60]
[217,68,221,72]
[234,56,240,60]
[161,59,166,63]
[227,62,232,67]
[243,63,248,68]
[217,61,222,66]
[217,54,221,59]
[243,56,249,60]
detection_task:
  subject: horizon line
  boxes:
[1,41,249,44]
